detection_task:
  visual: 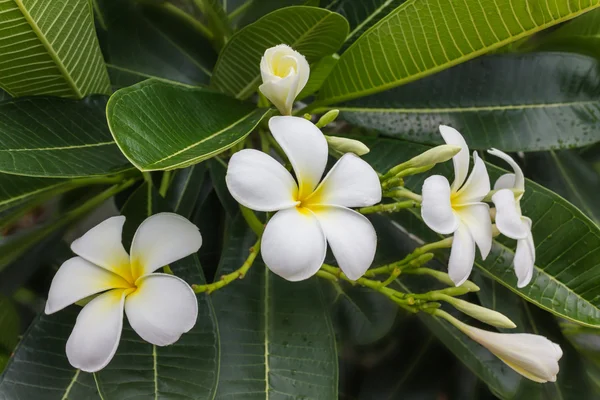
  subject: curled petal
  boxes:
[226,149,299,212]
[492,189,529,240]
[307,153,381,208]
[312,205,377,280]
[454,151,490,204]
[66,289,128,372]
[515,218,535,288]
[448,222,476,286]
[488,149,525,191]
[421,175,459,235]
[261,207,326,281]
[125,274,198,346]
[71,216,132,282]
[439,125,469,191]
[45,257,131,315]
[259,72,298,116]
[269,116,328,199]
[130,213,202,278]
[455,202,493,260]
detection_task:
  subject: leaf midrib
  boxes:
[14,0,82,98]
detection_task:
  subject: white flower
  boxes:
[457,320,562,383]
[488,149,535,288]
[226,116,381,281]
[45,213,202,373]
[259,44,309,115]
[421,126,492,286]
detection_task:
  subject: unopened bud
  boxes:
[325,135,370,156]
[316,109,339,128]
[408,145,461,169]
[443,296,516,329]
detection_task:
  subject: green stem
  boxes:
[383,188,422,202]
[193,237,261,293]
[240,205,264,236]
[358,200,420,215]
[402,268,480,292]
[258,129,270,154]
[159,171,172,197]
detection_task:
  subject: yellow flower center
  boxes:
[271,54,297,78]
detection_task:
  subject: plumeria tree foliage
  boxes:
[0,0,600,399]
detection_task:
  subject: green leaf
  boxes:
[364,137,600,328]
[208,159,239,216]
[0,309,101,399]
[166,163,208,219]
[211,216,338,399]
[533,9,600,58]
[298,54,339,100]
[94,0,216,89]
[526,149,600,224]
[0,175,69,213]
[0,90,10,103]
[94,183,220,399]
[318,0,600,104]
[0,96,131,178]
[0,0,110,98]
[210,6,349,99]
[0,296,19,353]
[107,79,269,171]
[337,52,600,152]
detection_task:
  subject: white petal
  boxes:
[70,216,133,282]
[306,153,382,208]
[455,203,493,260]
[269,116,328,199]
[226,149,299,212]
[421,175,459,235]
[439,125,469,191]
[454,151,490,203]
[515,219,535,288]
[261,207,326,281]
[492,189,529,240]
[312,206,377,280]
[494,173,516,190]
[125,274,198,346]
[259,73,297,116]
[130,213,202,278]
[448,222,476,286]
[45,257,131,315]
[488,149,524,191]
[66,289,127,373]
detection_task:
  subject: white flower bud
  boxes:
[325,135,370,156]
[408,144,462,169]
[443,296,516,329]
[259,44,309,115]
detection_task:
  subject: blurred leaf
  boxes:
[166,163,208,219]
[211,6,349,99]
[108,80,269,171]
[0,175,69,213]
[0,96,131,178]
[318,0,600,104]
[364,137,600,328]
[298,54,339,100]
[95,0,216,88]
[208,159,239,216]
[233,0,316,27]
[0,296,19,352]
[0,0,110,98]
[94,182,220,399]
[526,149,600,224]
[211,216,338,399]
[560,319,600,392]
[338,53,600,152]
[0,90,10,103]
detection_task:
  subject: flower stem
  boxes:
[240,205,265,236]
[358,200,420,215]
[383,188,422,202]
[159,171,172,197]
[193,237,261,294]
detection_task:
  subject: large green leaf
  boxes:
[364,137,600,328]
[211,217,338,399]
[0,0,110,98]
[107,80,269,171]
[318,0,600,104]
[337,53,600,152]
[94,183,220,399]
[94,0,216,88]
[0,96,131,178]
[210,6,349,99]
[526,150,600,225]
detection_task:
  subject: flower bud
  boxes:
[442,296,516,329]
[259,44,309,115]
[316,109,339,128]
[408,144,462,169]
[325,135,370,156]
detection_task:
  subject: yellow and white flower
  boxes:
[259,44,309,115]
[226,116,381,281]
[488,149,535,288]
[45,213,202,372]
[421,126,493,286]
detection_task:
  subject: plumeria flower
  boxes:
[488,149,535,288]
[453,317,562,383]
[226,116,381,281]
[45,213,202,372]
[421,126,493,286]
[259,44,309,115]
